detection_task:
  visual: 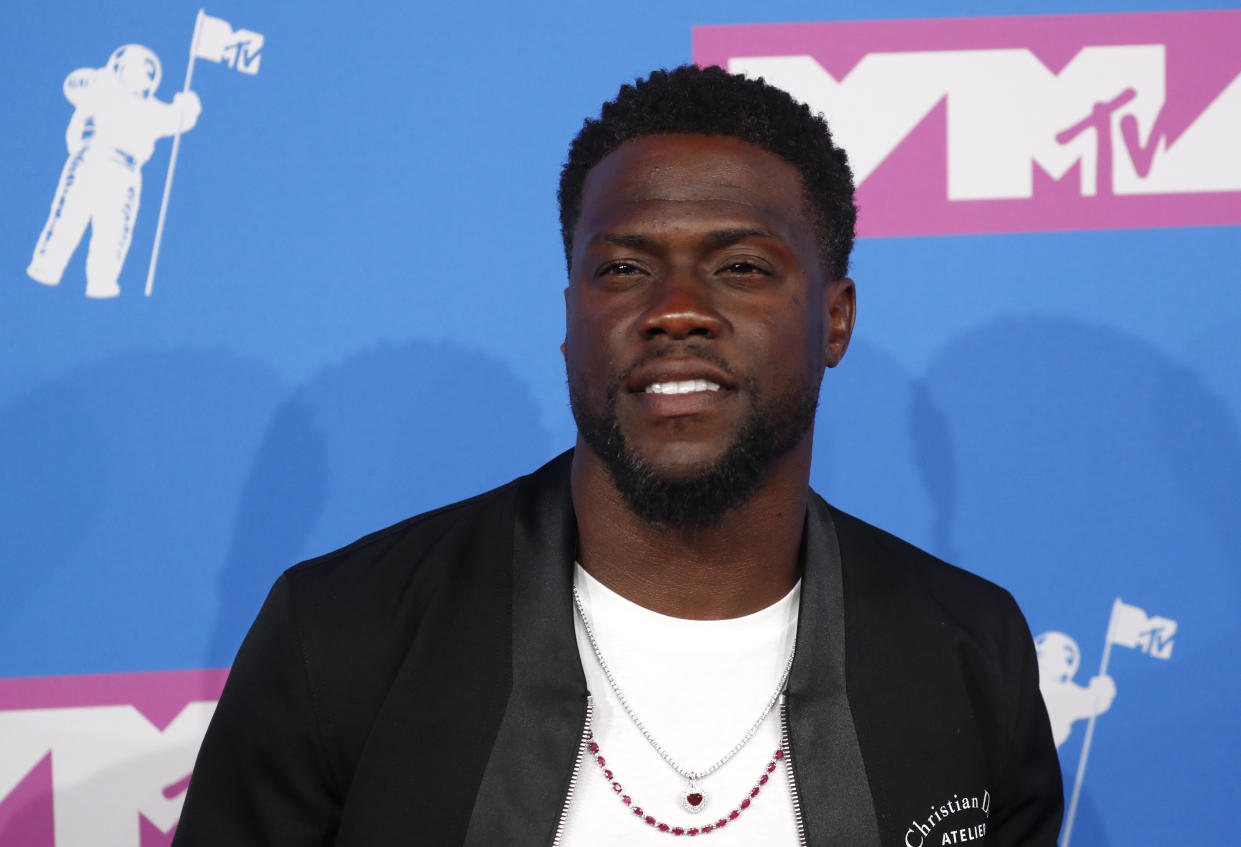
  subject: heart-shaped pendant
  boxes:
[679,789,707,813]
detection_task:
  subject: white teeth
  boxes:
[644,380,721,395]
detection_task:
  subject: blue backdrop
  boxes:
[1,1,1237,844]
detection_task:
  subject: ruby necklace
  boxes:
[571,584,797,820]
[584,716,787,836]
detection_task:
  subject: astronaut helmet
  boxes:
[1034,631,1080,684]
[108,44,162,98]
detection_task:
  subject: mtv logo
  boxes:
[0,670,226,847]
[221,32,263,75]
[694,10,1241,236]
[1108,599,1177,661]
[1137,621,1177,659]
[193,14,264,76]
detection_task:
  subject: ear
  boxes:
[823,277,856,368]
[561,286,570,359]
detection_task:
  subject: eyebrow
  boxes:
[702,227,778,248]
[589,227,779,252]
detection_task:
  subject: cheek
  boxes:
[567,302,632,360]
[564,322,619,395]
[563,300,596,361]
[565,317,606,360]
[787,308,827,366]
[746,312,821,368]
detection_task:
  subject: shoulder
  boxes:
[240,458,566,789]
[825,501,1027,647]
[280,471,520,625]
[820,501,1061,843]
[271,451,574,673]
[822,499,1037,731]
[280,463,544,612]
[280,449,573,608]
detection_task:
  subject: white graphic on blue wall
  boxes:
[26,11,263,300]
[27,46,201,299]
[194,12,264,75]
[1035,631,1117,747]
[1038,598,1178,847]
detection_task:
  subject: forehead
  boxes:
[574,134,814,243]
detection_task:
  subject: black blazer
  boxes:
[173,451,1062,846]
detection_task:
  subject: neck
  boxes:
[570,438,810,620]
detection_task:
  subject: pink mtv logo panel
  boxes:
[694,11,1241,237]
[0,670,227,847]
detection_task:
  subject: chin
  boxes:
[570,374,816,529]
[632,441,731,480]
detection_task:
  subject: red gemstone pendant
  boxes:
[679,787,707,814]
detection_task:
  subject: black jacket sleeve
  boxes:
[989,599,1064,846]
[172,575,341,846]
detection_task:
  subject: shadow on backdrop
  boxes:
[810,337,944,557]
[909,378,958,562]
[913,315,1241,622]
[913,315,1241,845]
[209,338,552,667]
[0,383,108,630]
[1151,361,1241,594]
[0,350,284,677]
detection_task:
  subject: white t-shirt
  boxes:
[558,564,802,845]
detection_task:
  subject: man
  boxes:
[173,66,1062,846]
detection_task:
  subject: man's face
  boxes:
[563,134,854,526]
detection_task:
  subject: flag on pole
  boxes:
[1062,597,1179,847]
[145,9,264,296]
[193,13,264,75]
[1106,599,1177,659]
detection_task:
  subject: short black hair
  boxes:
[558,64,857,281]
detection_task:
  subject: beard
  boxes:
[569,351,820,531]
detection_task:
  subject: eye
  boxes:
[597,261,644,277]
[717,258,774,278]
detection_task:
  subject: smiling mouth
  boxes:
[644,380,722,395]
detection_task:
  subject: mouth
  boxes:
[644,379,722,395]
[625,357,737,397]
[623,360,738,420]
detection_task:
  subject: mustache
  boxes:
[614,343,739,388]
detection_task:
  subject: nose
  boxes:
[636,273,725,340]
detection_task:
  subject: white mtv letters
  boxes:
[1034,631,1116,748]
[27,45,202,298]
[0,701,215,845]
[730,48,1241,199]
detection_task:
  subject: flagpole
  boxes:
[145,8,205,297]
[1062,597,1121,847]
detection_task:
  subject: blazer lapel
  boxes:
[464,451,588,847]
[455,458,885,845]
[788,494,882,845]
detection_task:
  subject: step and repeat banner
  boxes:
[1,1,1237,844]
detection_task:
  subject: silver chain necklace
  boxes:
[571,583,797,814]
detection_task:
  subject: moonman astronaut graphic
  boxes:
[27,45,202,298]
[1035,631,1117,747]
